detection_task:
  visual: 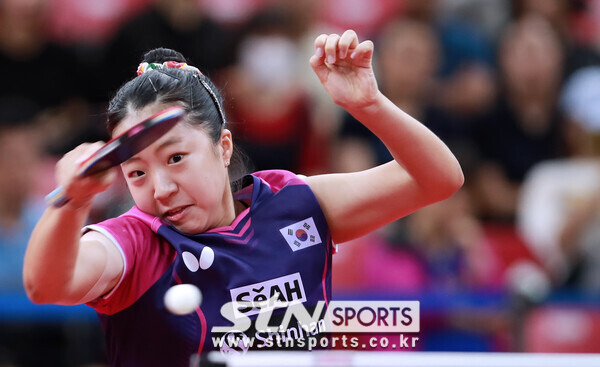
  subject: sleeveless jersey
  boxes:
[85,170,334,366]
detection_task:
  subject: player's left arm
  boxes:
[304,30,464,244]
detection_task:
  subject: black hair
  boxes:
[107,48,249,189]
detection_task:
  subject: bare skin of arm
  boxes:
[305,31,464,244]
[23,143,123,305]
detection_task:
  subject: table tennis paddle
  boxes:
[46,105,186,207]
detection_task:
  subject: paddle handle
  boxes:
[45,186,69,207]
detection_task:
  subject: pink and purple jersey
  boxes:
[84,170,333,366]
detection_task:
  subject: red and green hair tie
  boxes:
[136,61,202,76]
[136,61,226,125]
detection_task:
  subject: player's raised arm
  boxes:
[305,30,464,244]
[23,142,122,305]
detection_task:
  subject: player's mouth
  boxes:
[164,205,191,222]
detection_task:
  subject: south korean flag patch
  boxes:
[279,217,322,252]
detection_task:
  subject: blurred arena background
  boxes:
[1,0,600,366]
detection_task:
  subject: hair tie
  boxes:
[137,61,201,76]
[136,61,226,126]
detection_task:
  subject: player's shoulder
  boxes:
[102,205,165,232]
[85,206,163,244]
[119,205,165,233]
[251,169,308,194]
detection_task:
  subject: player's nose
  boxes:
[153,171,177,201]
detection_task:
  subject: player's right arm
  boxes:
[23,143,122,305]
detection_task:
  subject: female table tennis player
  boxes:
[24,30,463,365]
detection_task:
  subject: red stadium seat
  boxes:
[524,306,600,353]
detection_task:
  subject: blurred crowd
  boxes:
[2,0,600,365]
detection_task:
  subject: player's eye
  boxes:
[128,170,145,178]
[168,154,184,164]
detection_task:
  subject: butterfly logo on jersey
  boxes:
[182,246,215,272]
[279,217,322,252]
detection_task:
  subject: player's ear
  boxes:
[219,129,233,164]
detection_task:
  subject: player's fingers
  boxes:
[338,30,359,59]
[66,166,116,208]
[324,33,341,64]
[57,143,92,175]
[350,40,374,65]
[86,167,118,190]
[60,142,104,169]
[309,54,328,84]
[75,142,105,164]
[313,33,328,61]
[56,142,106,187]
[309,54,322,71]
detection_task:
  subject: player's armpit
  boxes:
[57,231,124,305]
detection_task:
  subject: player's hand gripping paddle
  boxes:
[46,106,185,207]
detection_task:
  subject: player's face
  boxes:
[114,103,235,234]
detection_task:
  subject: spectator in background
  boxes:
[225,7,315,172]
[338,19,481,171]
[100,0,234,101]
[0,98,56,367]
[32,0,240,156]
[518,67,600,293]
[338,18,440,165]
[195,0,270,27]
[438,0,510,43]
[335,179,502,295]
[406,189,502,291]
[0,0,78,110]
[265,0,344,174]
[510,0,600,76]
[0,0,112,158]
[317,0,401,39]
[471,16,567,222]
[334,19,500,294]
[401,0,497,122]
[401,0,494,77]
[511,0,571,37]
[0,98,108,367]
[0,99,45,294]
[576,0,600,52]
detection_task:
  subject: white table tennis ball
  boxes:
[164,284,202,315]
